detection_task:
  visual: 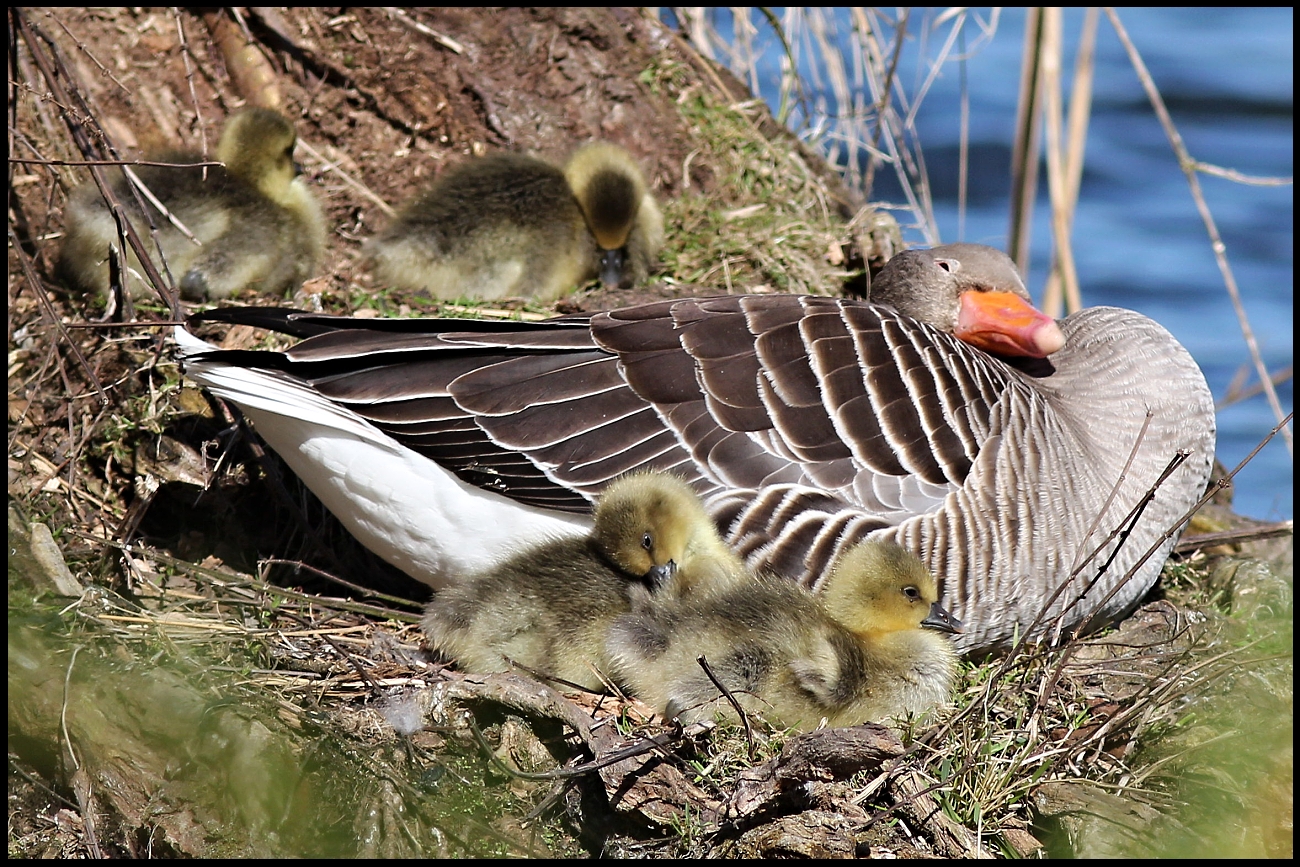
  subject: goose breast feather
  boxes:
[178,295,1214,653]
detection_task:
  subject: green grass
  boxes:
[645,57,861,298]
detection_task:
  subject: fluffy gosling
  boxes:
[563,141,664,290]
[367,142,662,302]
[423,471,741,690]
[58,107,325,301]
[814,540,962,723]
[605,540,961,731]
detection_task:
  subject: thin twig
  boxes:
[173,8,206,157]
[273,604,382,694]
[462,709,683,781]
[9,156,224,168]
[1217,364,1293,410]
[121,164,204,243]
[1010,412,1155,651]
[74,534,425,622]
[1067,451,1192,626]
[9,226,110,407]
[14,8,180,315]
[696,654,755,758]
[257,558,426,611]
[1172,520,1292,554]
[47,10,132,94]
[1105,7,1292,456]
[383,7,465,54]
[1118,411,1294,576]
[1191,161,1292,186]
[294,137,396,217]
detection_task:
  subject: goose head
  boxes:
[819,540,963,642]
[590,471,740,594]
[564,142,664,288]
[870,243,1066,358]
[216,108,300,208]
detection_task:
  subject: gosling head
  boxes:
[216,108,300,207]
[869,243,1065,359]
[819,540,963,641]
[591,472,719,590]
[564,142,659,287]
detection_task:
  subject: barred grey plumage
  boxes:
[179,249,1215,653]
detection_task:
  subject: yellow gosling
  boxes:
[814,540,962,723]
[423,471,740,690]
[605,540,961,731]
[592,471,746,599]
[563,141,663,290]
[59,107,325,301]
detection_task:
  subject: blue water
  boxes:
[674,8,1293,520]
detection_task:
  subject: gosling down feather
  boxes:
[605,539,961,730]
[176,243,1215,654]
[59,108,325,301]
[367,142,662,302]
[423,470,742,689]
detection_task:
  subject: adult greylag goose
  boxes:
[60,108,325,301]
[423,470,743,690]
[366,142,663,302]
[176,243,1216,653]
[604,539,961,730]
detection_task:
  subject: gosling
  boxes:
[368,142,662,303]
[605,540,962,732]
[564,141,664,291]
[59,107,326,301]
[423,471,742,691]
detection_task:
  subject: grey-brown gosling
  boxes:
[58,107,325,301]
[604,540,962,732]
[422,471,742,691]
[367,141,663,303]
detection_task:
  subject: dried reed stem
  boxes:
[1104,7,1293,456]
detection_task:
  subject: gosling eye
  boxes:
[641,532,653,552]
[903,585,921,601]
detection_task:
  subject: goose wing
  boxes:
[189,297,1023,566]
[199,311,603,512]
[190,299,1015,519]
[591,295,1002,500]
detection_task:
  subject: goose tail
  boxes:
[173,326,590,587]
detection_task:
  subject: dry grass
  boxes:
[14,525,1287,857]
[644,56,860,296]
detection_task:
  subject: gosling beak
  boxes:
[598,246,628,287]
[955,290,1066,358]
[644,559,677,589]
[922,601,964,634]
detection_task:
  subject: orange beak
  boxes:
[955,291,1066,358]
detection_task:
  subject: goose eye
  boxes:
[641,532,653,551]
